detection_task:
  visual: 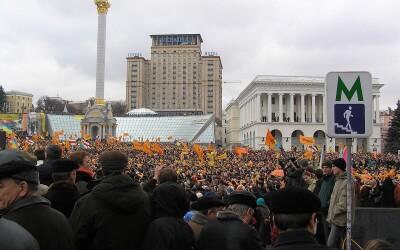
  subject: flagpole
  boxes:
[345,138,352,250]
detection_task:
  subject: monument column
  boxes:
[94,0,111,105]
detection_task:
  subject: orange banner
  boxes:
[299,135,315,145]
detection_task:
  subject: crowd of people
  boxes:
[0,138,399,250]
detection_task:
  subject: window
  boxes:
[272,97,275,105]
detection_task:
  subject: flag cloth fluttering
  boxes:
[265,129,276,149]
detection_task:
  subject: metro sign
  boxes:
[326,72,373,138]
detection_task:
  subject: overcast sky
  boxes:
[1,0,399,110]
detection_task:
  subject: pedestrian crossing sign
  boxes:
[326,72,373,138]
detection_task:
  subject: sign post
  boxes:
[326,72,372,250]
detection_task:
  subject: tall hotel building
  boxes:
[126,34,223,125]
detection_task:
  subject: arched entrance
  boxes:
[271,129,282,149]
[91,125,99,139]
[313,130,326,151]
[291,130,304,150]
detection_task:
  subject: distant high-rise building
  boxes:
[126,34,223,124]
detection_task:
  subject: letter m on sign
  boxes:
[335,76,364,101]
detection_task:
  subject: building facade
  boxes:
[225,75,384,153]
[380,109,393,153]
[5,91,33,114]
[126,34,223,125]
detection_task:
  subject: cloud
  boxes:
[1,0,399,110]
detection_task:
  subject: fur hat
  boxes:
[227,190,257,209]
[271,186,321,214]
[191,195,225,211]
[332,158,346,171]
[52,158,79,173]
[98,150,128,170]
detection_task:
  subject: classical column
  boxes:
[301,94,305,122]
[375,95,380,123]
[256,94,261,122]
[323,94,326,123]
[267,93,272,122]
[94,0,111,105]
[279,93,283,122]
[252,96,255,122]
[312,94,316,123]
[263,94,267,118]
[290,93,294,123]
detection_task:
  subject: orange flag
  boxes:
[208,143,214,151]
[193,144,204,163]
[133,140,143,151]
[65,140,71,150]
[265,129,276,149]
[299,135,315,145]
[84,134,91,141]
[303,150,313,159]
[23,140,29,151]
[152,143,164,155]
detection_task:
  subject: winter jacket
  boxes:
[141,181,194,250]
[380,178,396,207]
[197,210,263,250]
[274,230,337,250]
[255,204,271,247]
[43,181,81,218]
[0,217,40,250]
[395,184,400,207]
[326,172,355,227]
[318,173,336,213]
[75,168,94,194]
[2,196,73,250]
[286,167,304,187]
[69,174,152,250]
[188,212,209,246]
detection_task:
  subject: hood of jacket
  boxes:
[153,181,189,218]
[91,174,148,214]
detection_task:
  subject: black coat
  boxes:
[0,217,40,250]
[274,230,337,250]
[141,181,194,250]
[255,204,271,246]
[197,210,263,250]
[37,157,59,186]
[2,196,73,250]
[380,178,396,207]
[69,174,152,250]
[43,181,81,218]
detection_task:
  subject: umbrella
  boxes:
[271,169,284,177]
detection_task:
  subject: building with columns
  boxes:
[225,75,384,152]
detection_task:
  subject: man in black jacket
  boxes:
[37,144,62,186]
[197,190,263,250]
[0,149,73,250]
[271,186,336,250]
[43,158,81,218]
[69,150,152,250]
[141,181,195,250]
